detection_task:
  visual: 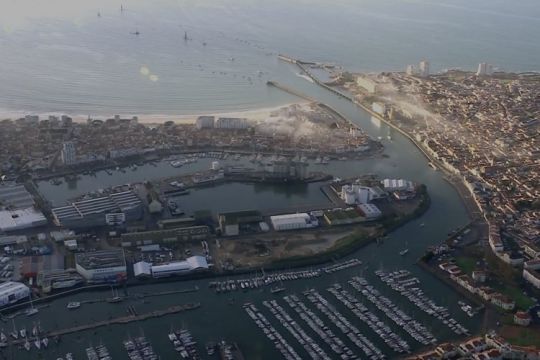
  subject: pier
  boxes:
[9,303,200,346]
[266,80,316,102]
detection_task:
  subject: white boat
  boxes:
[20,328,26,338]
[26,294,39,316]
[42,337,49,348]
[66,301,81,310]
[24,339,31,351]
[52,279,82,289]
[34,337,41,350]
[26,308,38,316]
[399,249,409,256]
[0,332,6,343]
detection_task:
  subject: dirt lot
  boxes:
[214,228,368,270]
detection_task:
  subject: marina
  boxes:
[209,258,362,293]
[283,294,356,359]
[376,269,470,336]
[123,335,158,360]
[243,302,302,360]
[304,288,385,358]
[348,277,437,346]
[167,328,201,359]
[263,299,331,359]
[325,285,409,355]
[86,344,111,360]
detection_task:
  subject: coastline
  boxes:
[0,101,308,125]
[290,58,483,222]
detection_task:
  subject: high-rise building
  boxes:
[419,60,430,77]
[61,141,76,165]
[196,116,215,129]
[406,64,416,76]
[476,62,493,76]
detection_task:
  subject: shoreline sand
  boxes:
[0,101,309,125]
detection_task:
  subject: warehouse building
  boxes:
[0,183,47,232]
[133,256,209,278]
[52,190,143,228]
[0,183,35,209]
[120,226,209,247]
[382,178,415,192]
[0,208,47,232]
[357,203,382,219]
[75,249,127,283]
[218,210,263,236]
[0,282,30,307]
[270,213,319,231]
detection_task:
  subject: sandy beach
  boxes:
[0,101,309,125]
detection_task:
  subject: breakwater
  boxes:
[10,303,201,346]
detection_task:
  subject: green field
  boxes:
[455,256,477,275]
[495,284,535,310]
[504,327,540,347]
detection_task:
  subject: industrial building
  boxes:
[52,190,143,228]
[0,183,35,209]
[0,208,47,232]
[218,210,263,236]
[37,270,84,293]
[133,256,209,278]
[0,235,28,247]
[357,203,382,219]
[270,213,318,231]
[341,184,385,205]
[120,226,210,247]
[382,178,415,192]
[0,282,30,307]
[0,183,47,232]
[264,160,308,180]
[75,249,127,283]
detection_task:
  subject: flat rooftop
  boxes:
[0,183,35,209]
[52,190,141,222]
[76,249,126,270]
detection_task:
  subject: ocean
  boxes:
[0,0,538,117]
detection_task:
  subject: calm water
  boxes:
[0,0,539,117]
[3,1,537,359]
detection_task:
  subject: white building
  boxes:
[270,213,318,231]
[523,260,540,289]
[476,62,494,76]
[215,117,248,129]
[75,249,127,283]
[419,60,430,77]
[341,184,385,205]
[0,208,47,232]
[0,282,30,307]
[147,256,209,278]
[196,116,215,129]
[61,141,77,165]
[358,203,382,219]
[382,178,415,192]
